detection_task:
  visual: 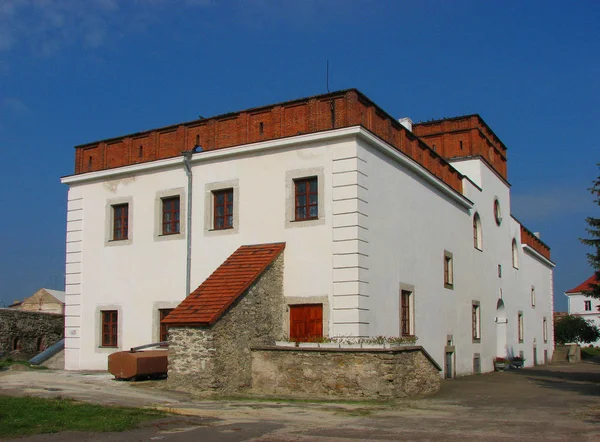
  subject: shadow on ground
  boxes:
[507,360,600,397]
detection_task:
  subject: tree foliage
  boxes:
[554,314,600,344]
[581,163,600,299]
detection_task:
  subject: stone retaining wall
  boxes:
[168,254,284,394]
[0,309,64,361]
[251,346,441,399]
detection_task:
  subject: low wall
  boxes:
[251,346,441,399]
[553,345,581,363]
[0,309,64,360]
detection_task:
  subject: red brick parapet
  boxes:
[413,115,508,181]
[73,89,463,194]
[520,225,551,260]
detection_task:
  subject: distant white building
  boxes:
[60,89,555,375]
[9,288,65,315]
[565,274,600,345]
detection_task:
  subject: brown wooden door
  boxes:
[290,304,323,342]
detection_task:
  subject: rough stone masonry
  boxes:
[251,347,441,399]
[0,309,64,360]
[167,254,285,394]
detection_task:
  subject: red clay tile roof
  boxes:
[162,242,285,326]
[566,274,599,294]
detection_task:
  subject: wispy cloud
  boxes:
[1,97,29,114]
[0,0,204,57]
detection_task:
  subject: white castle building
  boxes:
[60,89,555,376]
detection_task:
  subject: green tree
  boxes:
[554,314,600,344]
[581,163,600,298]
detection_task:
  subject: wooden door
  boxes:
[290,304,323,342]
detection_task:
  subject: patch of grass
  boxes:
[581,346,600,359]
[0,360,48,370]
[0,396,166,438]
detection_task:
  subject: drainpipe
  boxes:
[182,151,193,297]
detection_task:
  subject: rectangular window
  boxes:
[473,354,481,374]
[159,309,173,343]
[531,287,536,307]
[294,177,318,221]
[213,189,234,229]
[543,317,548,343]
[444,251,454,289]
[518,312,524,343]
[101,310,118,347]
[112,204,128,240]
[472,302,481,341]
[585,300,592,311]
[161,197,180,235]
[401,290,413,336]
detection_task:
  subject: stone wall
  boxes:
[0,309,64,360]
[168,254,284,394]
[251,346,441,399]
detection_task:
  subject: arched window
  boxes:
[512,239,519,268]
[473,213,482,250]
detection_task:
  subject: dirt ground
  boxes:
[1,360,600,441]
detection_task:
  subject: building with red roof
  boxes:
[60,89,555,377]
[565,274,600,345]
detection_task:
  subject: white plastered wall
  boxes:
[62,135,355,370]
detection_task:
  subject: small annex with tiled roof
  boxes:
[165,242,287,394]
[163,242,285,327]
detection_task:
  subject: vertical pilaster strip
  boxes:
[331,141,370,337]
[64,188,83,369]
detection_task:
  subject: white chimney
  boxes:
[534,232,541,239]
[398,117,413,132]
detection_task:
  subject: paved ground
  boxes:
[2,360,600,441]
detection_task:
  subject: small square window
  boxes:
[112,204,129,241]
[444,251,454,289]
[101,310,118,347]
[213,188,234,229]
[584,300,592,311]
[294,177,318,221]
[162,197,180,235]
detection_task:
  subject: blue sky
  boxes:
[0,0,598,311]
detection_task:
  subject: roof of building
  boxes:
[162,242,285,326]
[43,289,66,303]
[565,274,599,294]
